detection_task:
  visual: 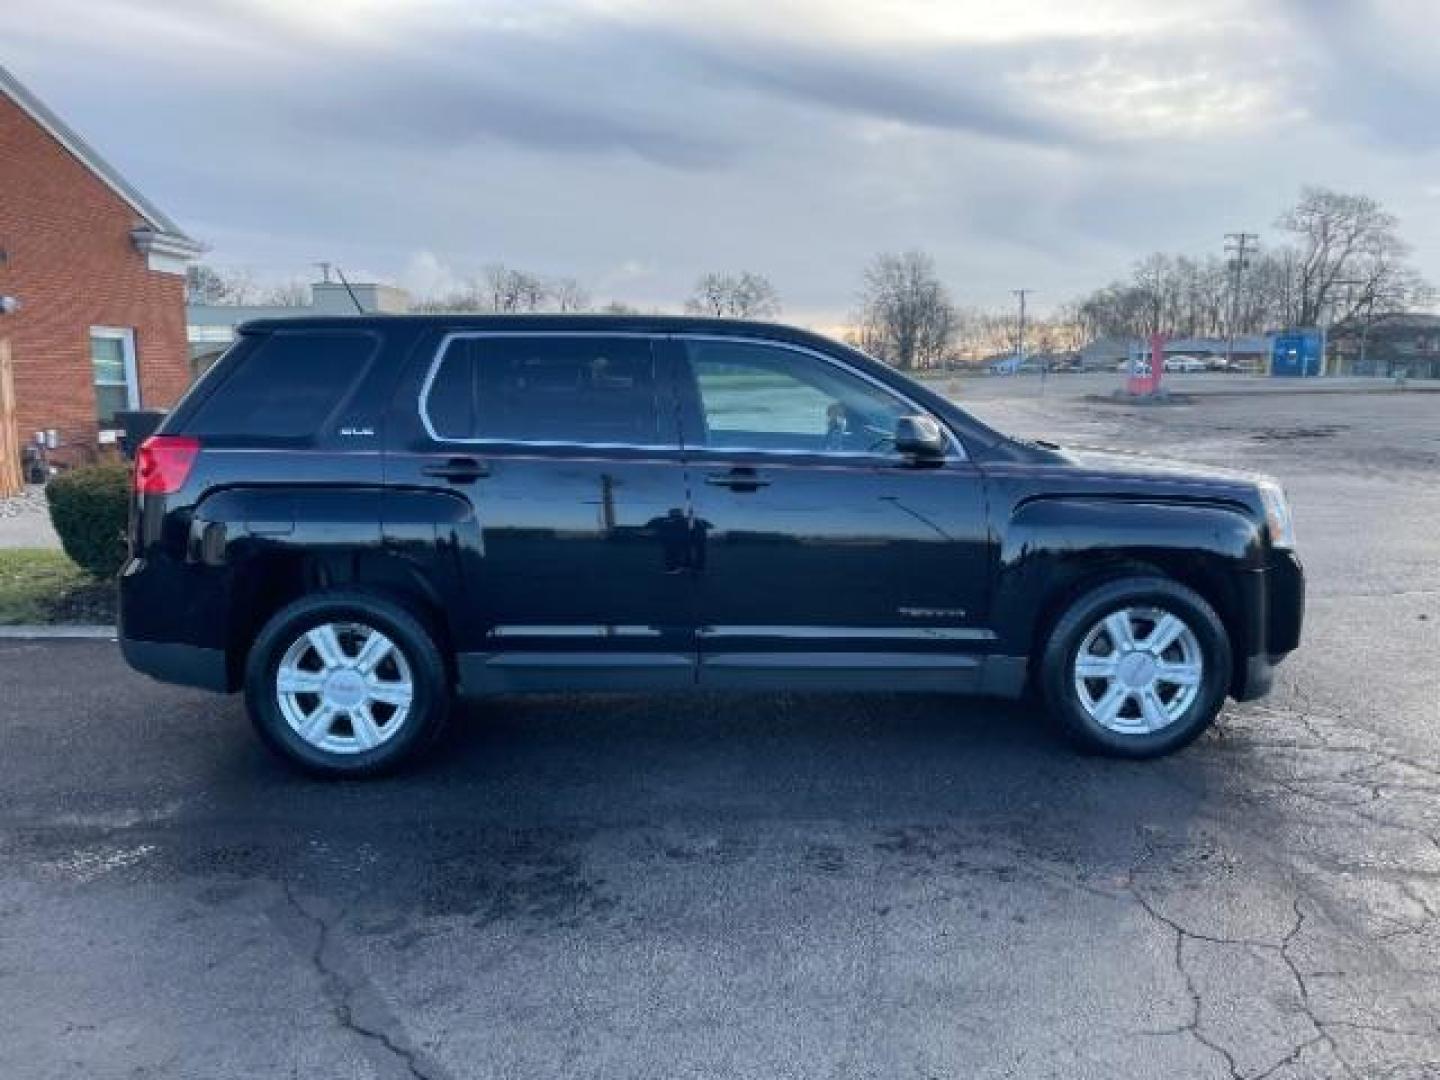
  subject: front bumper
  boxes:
[1233,549,1304,701]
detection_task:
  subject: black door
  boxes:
[671,335,993,690]
[385,331,695,692]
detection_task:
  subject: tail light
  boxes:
[134,435,199,495]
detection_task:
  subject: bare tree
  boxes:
[482,264,548,312]
[186,264,227,304]
[685,271,781,318]
[262,280,311,307]
[548,277,591,313]
[544,279,590,312]
[1276,186,1419,326]
[411,264,550,313]
[410,265,606,314]
[1069,187,1430,340]
[186,264,260,305]
[854,251,957,371]
[409,281,486,313]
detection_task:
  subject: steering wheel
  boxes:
[862,422,894,452]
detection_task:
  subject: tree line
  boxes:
[1069,187,1432,341]
[186,186,1432,372]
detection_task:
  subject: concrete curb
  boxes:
[1080,388,1440,407]
[0,624,116,640]
[1157,385,1440,398]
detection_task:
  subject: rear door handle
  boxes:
[421,457,490,484]
[705,467,770,492]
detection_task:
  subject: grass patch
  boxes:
[0,549,117,625]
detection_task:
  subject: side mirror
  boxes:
[893,415,945,461]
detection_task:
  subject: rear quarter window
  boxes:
[186,330,378,439]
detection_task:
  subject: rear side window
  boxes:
[187,330,377,438]
[423,335,664,445]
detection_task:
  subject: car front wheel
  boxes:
[244,591,450,777]
[1040,575,1232,758]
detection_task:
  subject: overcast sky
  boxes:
[7,0,1439,323]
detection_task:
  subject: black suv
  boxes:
[120,317,1303,776]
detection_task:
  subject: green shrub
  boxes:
[45,462,132,578]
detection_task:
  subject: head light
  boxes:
[1258,481,1296,549]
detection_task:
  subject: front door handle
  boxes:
[421,457,490,484]
[705,467,771,492]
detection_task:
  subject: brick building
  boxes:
[1329,312,1440,380]
[0,62,201,474]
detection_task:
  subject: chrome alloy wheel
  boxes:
[1072,606,1204,735]
[275,622,414,754]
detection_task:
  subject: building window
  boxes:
[90,327,139,427]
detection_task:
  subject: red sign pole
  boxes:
[1126,334,1166,396]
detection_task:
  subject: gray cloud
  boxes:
[1284,0,1440,152]
[296,70,735,170]
[5,0,1438,320]
[666,32,1096,148]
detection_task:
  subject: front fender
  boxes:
[992,496,1266,657]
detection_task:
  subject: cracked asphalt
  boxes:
[2,381,1438,1079]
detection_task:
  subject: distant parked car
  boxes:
[1207,357,1245,373]
[1165,356,1207,373]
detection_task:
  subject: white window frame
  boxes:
[90,326,140,428]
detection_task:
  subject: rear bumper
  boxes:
[119,635,229,692]
[118,555,231,692]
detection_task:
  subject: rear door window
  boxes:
[187,330,377,438]
[423,335,667,446]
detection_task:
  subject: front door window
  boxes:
[685,339,915,455]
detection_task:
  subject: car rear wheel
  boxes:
[1040,575,1231,758]
[244,591,450,777]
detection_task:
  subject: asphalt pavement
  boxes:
[2,385,1438,1079]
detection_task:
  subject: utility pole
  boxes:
[1012,288,1032,364]
[1224,232,1258,371]
[1359,294,1376,374]
[1327,278,1364,376]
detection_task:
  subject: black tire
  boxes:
[1039,575,1231,759]
[243,590,450,778]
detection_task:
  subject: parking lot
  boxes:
[2,381,1438,1079]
